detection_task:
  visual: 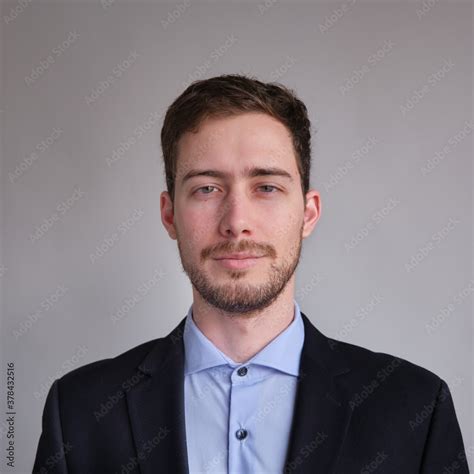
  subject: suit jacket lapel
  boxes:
[126,317,189,474]
[283,312,353,474]
[125,311,353,474]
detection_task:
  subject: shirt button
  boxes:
[237,366,248,377]
[235,429,248,440]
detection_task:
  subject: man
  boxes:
[33,74,469,473]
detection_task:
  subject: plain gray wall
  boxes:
[0,0,472,472]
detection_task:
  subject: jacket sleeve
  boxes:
[420,378,470,473]
[32,379,70,474]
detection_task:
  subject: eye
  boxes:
[193,184,281,196]
[194,185,219,195]
[258,185,280,193]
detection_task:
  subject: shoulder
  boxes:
[327,336,446,405]
[55,315,188,391]
[301,312,444,396]
[55,336,167,398]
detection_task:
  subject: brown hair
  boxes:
[160,73,312,203]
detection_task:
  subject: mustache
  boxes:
[202,240,276,260]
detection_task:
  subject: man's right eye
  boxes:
[194,186,218,195]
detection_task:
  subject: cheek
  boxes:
[268,212,302,242]
[176,209,214,253]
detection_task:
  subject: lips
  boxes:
[214,253,263,260]
[213,254,264,270]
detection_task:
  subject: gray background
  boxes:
[0,0,472,472]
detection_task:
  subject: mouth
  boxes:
[213,255,265,270]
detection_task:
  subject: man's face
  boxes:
[160,112,320,315]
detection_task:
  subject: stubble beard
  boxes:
[176,223,304,316]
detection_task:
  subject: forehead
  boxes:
[176,112,297,176]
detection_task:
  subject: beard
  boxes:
[176,222,304,316]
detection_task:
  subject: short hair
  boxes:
[160,73,312,203]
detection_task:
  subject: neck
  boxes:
[190,280,296,363]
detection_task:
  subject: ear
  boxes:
[160,191,177,240]
[302,189,321,239]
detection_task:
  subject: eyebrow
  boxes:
[181,166,294,184]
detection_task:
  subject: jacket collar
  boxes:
[126,311,353,474]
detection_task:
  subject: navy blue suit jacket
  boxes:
[33,312,469,473]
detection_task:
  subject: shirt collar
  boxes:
[183,299,305,377]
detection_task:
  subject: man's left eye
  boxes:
[258,185,279,193]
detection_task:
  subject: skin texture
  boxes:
[160,112,321,363]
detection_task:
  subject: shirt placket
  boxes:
[227,364,258,473]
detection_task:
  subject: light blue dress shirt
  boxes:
[183,299,305,474]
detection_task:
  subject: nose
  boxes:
[217,189,253,238]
